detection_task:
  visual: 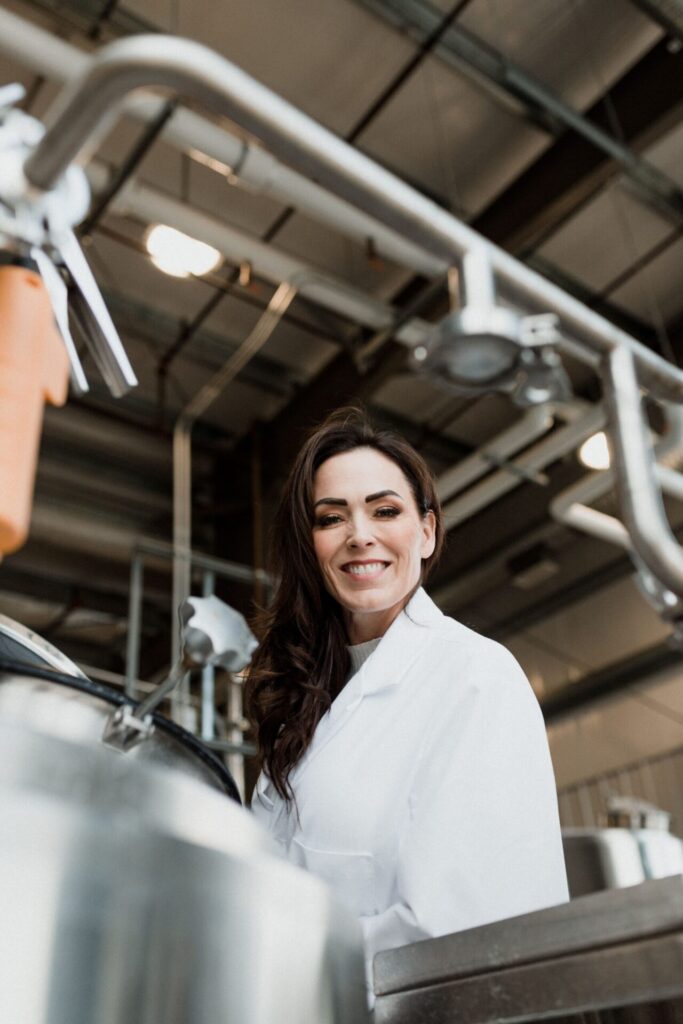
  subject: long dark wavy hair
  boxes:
[245,407,445,802]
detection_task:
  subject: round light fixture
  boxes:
[578,431,610,470]
[145,224,221,278]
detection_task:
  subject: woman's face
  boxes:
[311,446,436,644]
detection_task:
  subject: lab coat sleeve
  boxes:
[361,640,568,981]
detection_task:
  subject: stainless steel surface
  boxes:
[563,827,683,897]
[374,876,683,1024]
[0,722,368,1024]
[0,671,227,790]
[0,613,85,677]
[22,34,683,402]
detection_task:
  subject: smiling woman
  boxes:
[245,408,568,1005]
[312,447,436,643]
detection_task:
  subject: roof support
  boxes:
[357,0,683,226]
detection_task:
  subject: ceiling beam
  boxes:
[473,37,683,254]
[358,0,683,227]
[541,641,682,722]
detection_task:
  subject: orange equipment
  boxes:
[0,263,69,555]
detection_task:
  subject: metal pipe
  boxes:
[200,570,215,742]
[171,280,297,683]
[0,7,445,279]
[124,554,143,697]
[226,677,247,800]
[101,175,430,346]
[21,34,683,400]
[550,404,683,552]
[134,539,270,585]
[435,404,555,503]
[604,346,683,595]
[441,405,607,530]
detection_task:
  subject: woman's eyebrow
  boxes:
[313,489,401,509]
[365,489,401,502]
[313,497,348,508]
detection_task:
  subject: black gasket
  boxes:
[0,656,241,803]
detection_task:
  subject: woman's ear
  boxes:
[420,509,437,559]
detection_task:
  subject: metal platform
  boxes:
[373,875,683,1023]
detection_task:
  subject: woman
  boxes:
[247,408,568,999]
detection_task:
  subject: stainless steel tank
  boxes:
[563,795,683,898]
[563,826,683,897]
[0,620,368,1023]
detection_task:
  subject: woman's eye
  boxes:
[375,506,400,518]
[315,513,343,527]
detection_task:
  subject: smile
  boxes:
[341,561,389,576]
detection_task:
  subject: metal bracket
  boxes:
[101,703,155,752]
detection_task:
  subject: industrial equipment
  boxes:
[373,874,683,1023]
[0,614,368,1023]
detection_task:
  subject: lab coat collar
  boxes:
[290,587,443,786]
[357,585,442,697]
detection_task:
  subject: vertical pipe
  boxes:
[251,425,265,610]
[171,418,192,721]
[201,569,215,741]
[125,553,143,698]
[461,247,496,309]
[228,676,246,802]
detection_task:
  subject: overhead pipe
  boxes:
[550,404,683,552]
[0,6,444,278]
[98,172,430,345]
[18,33,683,407]
[441,404,608,531]
[435,405,555,504]
[9,30,683,604]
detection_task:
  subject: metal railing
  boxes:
[125,539,264,800]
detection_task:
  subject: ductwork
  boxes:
[0,6,445,279]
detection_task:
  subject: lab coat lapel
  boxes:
[292,588,442,785]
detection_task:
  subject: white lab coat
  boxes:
[252,588,568,996]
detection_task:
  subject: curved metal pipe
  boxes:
[604,346,683,596]
[22,34,683,402]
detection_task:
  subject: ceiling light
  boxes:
[578,431,610,470]
[145,224,221,278]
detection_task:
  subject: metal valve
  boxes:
[0,84,137,398]
[179,594,259,672]
[103,595,258,752]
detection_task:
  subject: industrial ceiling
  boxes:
[0,0,682,789]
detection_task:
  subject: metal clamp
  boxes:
[411,251,571,406]
[0,85,136,398]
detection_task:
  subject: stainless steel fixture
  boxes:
[373,875,683,1023]
[0,616,368,1023]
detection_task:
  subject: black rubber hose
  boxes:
[0,656,241,803]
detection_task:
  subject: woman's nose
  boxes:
[346,516,375,547]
